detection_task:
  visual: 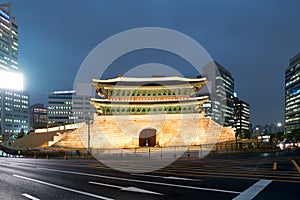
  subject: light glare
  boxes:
[0,70,23,90]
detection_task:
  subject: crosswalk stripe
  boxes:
[232,179,272,200]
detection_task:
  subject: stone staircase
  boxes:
[52,124,86,149]
[48,131,72,146]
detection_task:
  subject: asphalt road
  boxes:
[0,149,300,200]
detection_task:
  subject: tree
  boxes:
[244,131,251,139]
[284,128,300,141]
[15,128,25,139]
[272,131,284,142]
[237,131,250,139]
[293,129,300,141]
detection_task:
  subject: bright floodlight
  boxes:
[0,70,23,91]
[277,122,282,127]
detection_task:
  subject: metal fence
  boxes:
[0,141,280,159]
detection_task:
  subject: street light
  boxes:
[255,127,259,136]
[275,122,283,142]
[277,122,282,133]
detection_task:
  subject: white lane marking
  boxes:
[22,193,40,200]
[13,175,114,200]
[165,176,202,181]
[131,173,202,181]
[89,181,163,195]
[232,179,272,200]
[0,162,37,168]
[37,167,240,194]
[90,182,123,189]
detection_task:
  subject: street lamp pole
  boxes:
[86,115,93,155]
[0,88,7,144]
[235,131,238,151]
[87,117,91,155]
[276,122,282,142]
[0,88,3,143]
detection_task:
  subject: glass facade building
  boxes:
[30,103,47,130]
[234,97,250,138]
[0,4,18,71]
[202,61,235,126]
[0,4,29,142]
[47,90,94,125]
[285,53,300,134]
[0,90,29,135]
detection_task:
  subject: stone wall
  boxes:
[54,113,235,149]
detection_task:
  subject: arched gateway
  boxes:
[139,128,156,147]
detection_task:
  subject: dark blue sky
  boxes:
[9,0,300,126]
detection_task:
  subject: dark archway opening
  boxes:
[139,128,156,147]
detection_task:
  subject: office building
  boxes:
[0,90,29,136]
[285,52,300,134]
[47,90,93,125]
[0,3,18,71]
[0,3,29,142]
[30,103,47,130]
[202,61,235,126]
[234,97,250,138]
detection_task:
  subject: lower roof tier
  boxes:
[93,104,204,115]
[90,96,208,115]
[90,96,208,105]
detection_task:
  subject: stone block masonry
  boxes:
[54,113,235,149]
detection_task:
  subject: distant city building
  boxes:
[264,123,284,135]
[0,4,30,142]
[47,90,94,125]
[202,61,235,126]
[285,52,300,134]
[30,103,47,130]
[252,123,283,136]
[265,124,275,135]
[253,125,264,135]
[234,97,250,138]
[249,123,253,135]
[0,90,29,135]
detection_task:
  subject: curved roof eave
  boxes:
[91,76,207,84]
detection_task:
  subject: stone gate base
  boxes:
[54,113,235,149]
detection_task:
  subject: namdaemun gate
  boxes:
[13,76,235,151]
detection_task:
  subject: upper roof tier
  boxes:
[92,76,207,91]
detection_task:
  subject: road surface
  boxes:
[0,150,300,199]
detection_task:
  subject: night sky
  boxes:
[9,0,300,126]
